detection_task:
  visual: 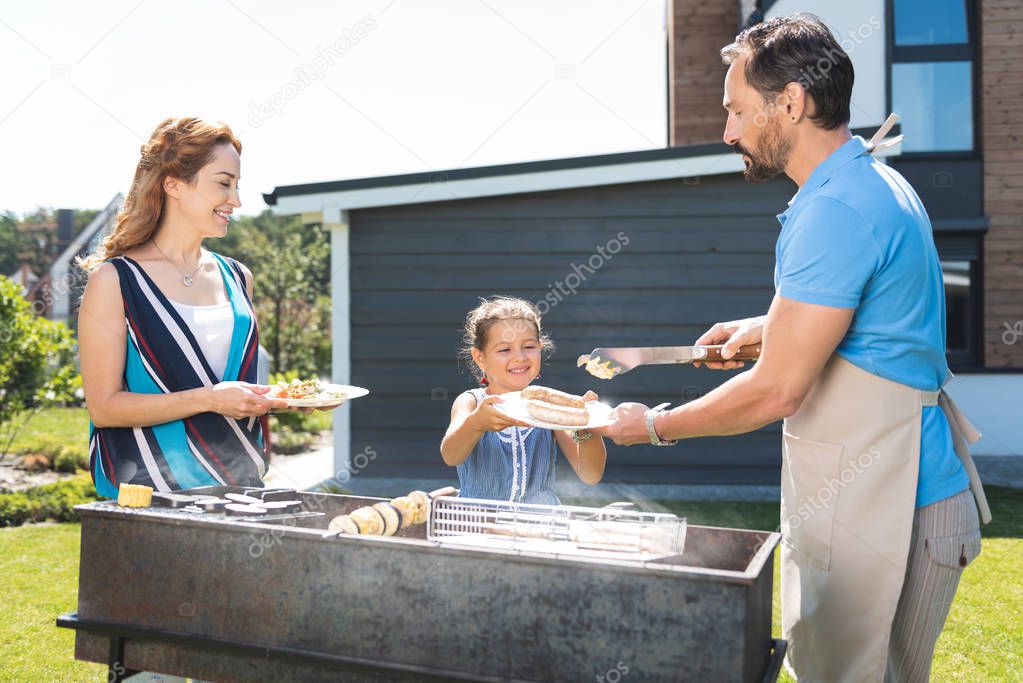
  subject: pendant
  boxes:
[183,276,193,287]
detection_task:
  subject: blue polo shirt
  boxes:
[775,135,969,508]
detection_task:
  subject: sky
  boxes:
[0,0,668,216]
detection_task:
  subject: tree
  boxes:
[0,275,79,461]
[0,213,19,276]
[0,210,54,279]
[215,211,331,377]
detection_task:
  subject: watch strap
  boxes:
[646,403,677,446]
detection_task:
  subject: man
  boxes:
[594,15,990,683]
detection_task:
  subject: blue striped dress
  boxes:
[456,388,560,505]
[87,252,266,498]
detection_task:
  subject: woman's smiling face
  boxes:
[472,318,542,392]
[167,142,241,238]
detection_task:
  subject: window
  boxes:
[888,0,975,153]
[892,62,972,152]
[942,260,972,352]
[935,235,982,369]
[894,0,968,46]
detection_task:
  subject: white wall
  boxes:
[765,0,887,129]
[329,210,352,478]
[945,375,1023,457]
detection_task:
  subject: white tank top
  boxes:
[169,300,234,380]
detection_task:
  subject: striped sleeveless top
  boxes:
[87,252,266,498]
[456,388,560,505]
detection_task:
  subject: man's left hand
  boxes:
[591,402,651,446]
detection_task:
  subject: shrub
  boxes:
[53,446,88,473]
[0,276,79,458]
[271,425,318,455]
[13,434,88,473]
[0,475,101,527]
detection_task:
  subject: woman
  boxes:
[78,116,287,498]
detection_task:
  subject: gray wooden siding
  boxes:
[348,173,796,486]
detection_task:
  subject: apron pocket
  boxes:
[926,528,982,570]
[781,431,844,571]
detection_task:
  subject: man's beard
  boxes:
[733,117,791,183]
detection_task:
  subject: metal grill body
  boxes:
[62,487,783,682]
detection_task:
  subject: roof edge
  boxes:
[264,125,897,208]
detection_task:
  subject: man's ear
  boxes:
[782,82,807,123]
[163,175,183,199]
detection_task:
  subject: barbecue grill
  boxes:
[59,486,785,682]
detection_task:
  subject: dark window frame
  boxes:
[885,0,980,157]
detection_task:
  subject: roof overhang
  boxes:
[265,127,900,215]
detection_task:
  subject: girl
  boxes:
[440,297,606,504]
[78,116,293,497]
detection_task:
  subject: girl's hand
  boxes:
[468,395,530,432]
[207,382,288,419]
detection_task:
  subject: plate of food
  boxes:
[493,386,613,430]
[271,378,369,408]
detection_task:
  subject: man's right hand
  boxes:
[693,315,766,369]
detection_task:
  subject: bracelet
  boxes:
[569,429,593,443]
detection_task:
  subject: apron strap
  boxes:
[937,389,993,524]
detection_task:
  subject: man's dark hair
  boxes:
[721,14,854,130]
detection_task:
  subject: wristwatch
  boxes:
[646,403,677,446]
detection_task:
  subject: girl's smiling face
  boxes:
[471,318,542,393]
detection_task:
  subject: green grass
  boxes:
[1,488,1019,682]
[0,523,105,682]
[3,406,332,461]
[2,407,90,456]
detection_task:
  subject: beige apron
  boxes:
[780,355,990,682]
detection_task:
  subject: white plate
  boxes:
[275,384,369,408]
[493,391,613,430]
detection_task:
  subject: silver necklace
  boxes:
[151,239,204,287]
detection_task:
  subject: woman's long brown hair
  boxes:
[78,116,241,271]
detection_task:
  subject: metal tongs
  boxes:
[866,113,903,154]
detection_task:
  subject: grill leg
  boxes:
[107,634,139,682]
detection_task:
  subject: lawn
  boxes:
[0,523,105,682]
[1,488,1019,682]
[1,407,90,456]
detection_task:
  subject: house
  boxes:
[47,195,122,326]
[265,0,1022,496]
[7,262,43,299]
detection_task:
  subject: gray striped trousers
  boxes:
[886,488,982,682]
